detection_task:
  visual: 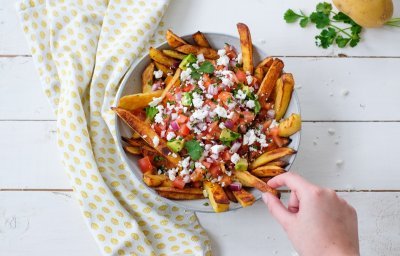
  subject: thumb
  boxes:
[262,192,294,230]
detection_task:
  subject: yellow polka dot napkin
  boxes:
[16,0,211,255]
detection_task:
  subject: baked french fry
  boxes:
[204,181,230,212]
[175,44,219,59]
[265,160,289,168]
[118,90,163,111]
[257,58,284,104]
[124,146,142,155]
[254,67,264,84]
[131,131,141,139]
[121,136,145,147]
[192,31,211,48]
[160,68,181,101]
[223,188,238,203]
[237,23,253,74]
[157,191,204,200]
[250,147,296,170]
[251,165,286,177]
[160,179,174,188]
[232,189,255,207]
[166,29,187,48]
[142,62,154,93]
[143,173,167,187]
[162,49,186,60]
[155,186,204,195]
[279,113,301,137]
[233,170,279,196]
[256,57,274,73]
[112,107,182,165]
[149,47,179,68]
[275,73,295,120]
[154,62,170,77]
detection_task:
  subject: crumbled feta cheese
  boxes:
[217,55,230,66]
[230,153,240,164]
[214,105,228,118]
[172,153,178,158]
[195,162,205,169]
[149,96,162,107]
[183,175,190,183]
[217,176,223,182]
[269,119,279,129]
[197,54,205,62]
[218,49,226,56]
[192,92,204,109]
[166,132,176,141]
[152,136,159,147]
[205,144,212,150]
[246,100,255,109]
[219,122,226,129]
[180,68,192,81]
[158,169,162,175]
[210,154,219,160]
[221,182,225,187]
[246,75,253,85]
[210,145,225,154]
[171,113,178,120]
[192,63,200,69]
[153,70,163,79]
[160,130,166,138]
[235,90,247,100]
[243,129,256,145]
[154,111,164,124]
[237,53,242,64]
[191,107,209,121]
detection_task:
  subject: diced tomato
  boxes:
[203,74,212,88]
[192,181,202,188]
[132,109,147,121]
[263,120,273,131]
[205,99,217,110]
[179,124,190,136]
[190,168,204,182]
[224,44,237,59]
[201,161,212,169]
[153,123,166,135]
[222,151,232,161]
[243,111,255,123]
[182,83,194,92]
[220,175,232,186]
[138,156,153,173]
[266,142,278,151]
[230,111,240,124]
[207,121,221,139]
[269,127,285,147]
[236,69,247,83]
[218,91,233,106]
[209,164,223,178]
[173,176,186,189]
[176,114,188,124]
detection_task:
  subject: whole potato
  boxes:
[333,0,393,28]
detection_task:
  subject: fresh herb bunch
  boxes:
[284,2,362,48]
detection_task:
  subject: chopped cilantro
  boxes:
[154,156,165,162]
[203,202,209,206]
[184,140,204,161]
[254,100,261,114]
[145,106,158,121]
[198,61,214,74]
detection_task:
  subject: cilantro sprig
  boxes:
[184,140,204,161]
[190,61,215,80]
[145,106,158,121]
[284,2,362,48]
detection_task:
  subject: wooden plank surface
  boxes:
[1,57,400,121]
[1,191,399,256]
[1,121,399,190]
[2,0,400,56]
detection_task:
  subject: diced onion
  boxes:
[229,182,242,191]
[224,120,234,129]
[230,142,241,153]
[171,121,180,131]
[267,109,276,119]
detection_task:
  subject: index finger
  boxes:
[267,172,315,196]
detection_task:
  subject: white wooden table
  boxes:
[1,0,400,255]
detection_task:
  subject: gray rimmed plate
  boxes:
[114,33,301,213]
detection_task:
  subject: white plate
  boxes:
[115,33,301,213]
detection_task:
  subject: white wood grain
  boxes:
[0,191,101,256]
[1,191,399,256]
[2,0,400,56]
[1,121,399,190]
[2,57,400,121]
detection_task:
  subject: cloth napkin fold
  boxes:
[17,0,211,255]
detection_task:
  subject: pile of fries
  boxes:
[113,23,301,213]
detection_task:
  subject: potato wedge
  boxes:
[204,181,230,212]
[149,47,179,68]
[274,73,294,121]
[159,179,174,188]
[256,57,274,73]
[162,49,186,60]
[223,188,238,203]
[259,177,272,184]
[118,90,163,111]
[237,23,253,74]
[175,44,218,59]
[279,113,301,137]
[154,62,171,77]
[265,160,289,168]
[251,165,286,177]
[250,147,296,170]
[121,136,145,147]
[254,67,264,84]
[160,68,181,102]
[257,58,284,105]
[157,191,204,200]
[192,31,211,48]
[131,131,141,139]
[143,173,167,187]
[166,29,187,48]
[112,107,181,165]
[233,171,279,196]
[142,62,154,93]
[155,187,203,195]
[232,189,255,207]
[124,146,142,155]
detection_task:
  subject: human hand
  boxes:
[262,172,359,256]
